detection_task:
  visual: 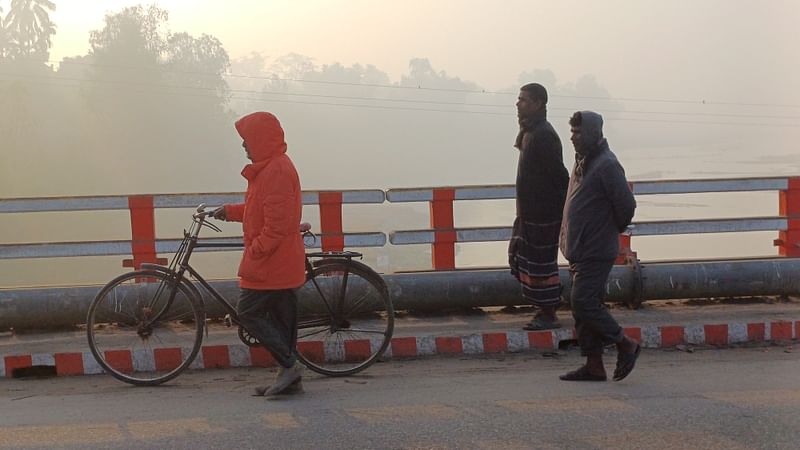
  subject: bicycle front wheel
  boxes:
[295,259,394,376]
[86,270,205,386]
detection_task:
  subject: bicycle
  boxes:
[86,205,394,386]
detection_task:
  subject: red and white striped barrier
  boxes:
[2,318,797,378]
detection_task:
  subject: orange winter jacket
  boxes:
[224,112,305,290]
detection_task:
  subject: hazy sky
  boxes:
[3,0,799,287]
[48,0,800,103]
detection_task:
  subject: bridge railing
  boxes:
[1,176,798,271]
[386,176,800,269]
[0,190,386,268]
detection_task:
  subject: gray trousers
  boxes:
[237,288,298,368]
[568,260,625,356]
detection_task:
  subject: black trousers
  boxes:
[568,260,625,357]
[237,288,298,368]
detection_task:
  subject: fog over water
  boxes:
[1,1,799,287]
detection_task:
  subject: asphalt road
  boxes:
[2,346,799,449]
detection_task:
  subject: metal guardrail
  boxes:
[0,190,386,213]
[384,176,800,269]
[1,177,798,266]
[0,190,387,263]
[389,218,792,245]
[0,233,388,259]
[387,185,516,202]
[630,177,789,195]
[385,177,791,203]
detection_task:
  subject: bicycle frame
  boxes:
[144,210,357,331]
[87,205,393,384]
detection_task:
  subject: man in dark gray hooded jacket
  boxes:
[559,111,640,382]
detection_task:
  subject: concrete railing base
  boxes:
[2,317,797,379]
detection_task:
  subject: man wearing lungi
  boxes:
[508,83,570,330]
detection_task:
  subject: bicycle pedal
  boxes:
[223,314,233,327]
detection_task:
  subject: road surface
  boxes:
[2,346,799,449]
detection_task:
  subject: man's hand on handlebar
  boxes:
[211,206,227,221]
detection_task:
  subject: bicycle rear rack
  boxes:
[306,251,362,259]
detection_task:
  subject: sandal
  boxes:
[559,365,607,382]
[613,344,641,381]
[522,317,562,331]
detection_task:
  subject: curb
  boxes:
[2,319,799,378]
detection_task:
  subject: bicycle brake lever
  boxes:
[203,221,222,233]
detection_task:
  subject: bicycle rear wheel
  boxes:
[86,270,205,386]
[295,259,394,376]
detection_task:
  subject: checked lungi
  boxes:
[508,217,562,307]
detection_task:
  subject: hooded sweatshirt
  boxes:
[224,112,305,290]
[559,111,636,262]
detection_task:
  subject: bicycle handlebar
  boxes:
[192,203,222,220]
[190,204,315,243]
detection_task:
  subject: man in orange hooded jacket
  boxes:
[213,112,306,396]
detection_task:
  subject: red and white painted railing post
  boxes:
[616,232,637,265]
[776,176,800,257]
[123,195,166,269]
[616,182,637,264]
[430,188,456,270]
[319,191,344,252]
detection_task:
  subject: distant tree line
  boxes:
[0,0,56,60]
[0,1,621,199]
[0,4,235,195]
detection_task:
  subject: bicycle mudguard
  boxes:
[311,258,388,292]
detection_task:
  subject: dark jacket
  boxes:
[560,111,636,262]
[515,113,569,222]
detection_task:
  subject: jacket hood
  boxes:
[235,112,287,163]
[573,110,605,156]
[579,110,604,145]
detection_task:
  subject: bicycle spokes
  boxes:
[295,260,394,376]
[86,270,204,386]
